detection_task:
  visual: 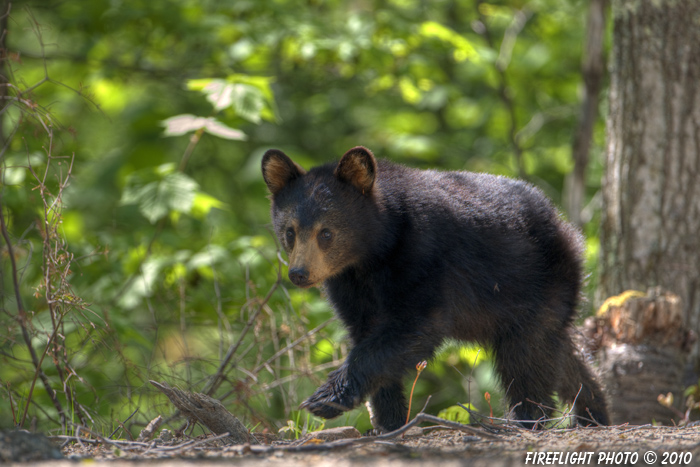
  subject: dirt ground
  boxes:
[5,423,700,467]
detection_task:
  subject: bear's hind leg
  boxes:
[368,381,408,433]
[494,333,561,429]
[557,338,610,426]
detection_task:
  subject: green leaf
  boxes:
[191,192,227,218]
[120,165,200,223]
[2,152,46,186]
[3,165,26,185]
[437,404,473,424]
[459,345,488,366]
[398,77,421,105]
[117,257,166,309]
[228,74,276,105]
[230,83,265,124]
[188,245,229,271]
[419,21,480,63]
[187,79,234,111]
[186,75,278,123]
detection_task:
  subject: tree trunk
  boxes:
[564,0,607,227]
[599,0,700,363]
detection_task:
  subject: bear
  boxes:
[261,146,609,432]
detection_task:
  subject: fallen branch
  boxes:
[150,380,258,445]
[50,432,230,455]
[223,410,499,456]
[137,415,162,442]
[55,396,498,458]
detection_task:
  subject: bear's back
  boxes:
[374,160,561,238]
[370,160,582,329]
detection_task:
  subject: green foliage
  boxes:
[120,164,201,223]
[1,0,605,437]
[437,404,473,425]
[187,76,278,123]
[278,411,327,440]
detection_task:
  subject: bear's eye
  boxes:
[285,228,295,242]
[319,229,332,241]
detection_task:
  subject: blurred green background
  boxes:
[0,0,606,436]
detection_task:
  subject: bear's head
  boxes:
[262,147,383,288]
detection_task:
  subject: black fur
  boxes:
[262,147,609,432]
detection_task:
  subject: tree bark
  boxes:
[599,0,700,362]
[564,0,607,227]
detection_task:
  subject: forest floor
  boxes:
[5,422,700,466]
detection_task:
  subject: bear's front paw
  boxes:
[300,368,360,419]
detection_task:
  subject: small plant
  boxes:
[484,391,493,419]
[406,360,428,425]
[278,419,302,439]
[278,411,326,439]
[657,389,700,426]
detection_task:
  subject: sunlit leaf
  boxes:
[187,75,278,123]
[478,3,514,19]
[437,404,473,424]
[188,245,229,271]
[3,166,25,185]
[202,118,248,140]
[164,262,188,287]
[227,74,276,104]
[398,77,421,105]
[117,258,166,309]
[460,345,488,366]
[2,153,46,186]
[312,339,335,363]
[161,114,210,136]
[61,211,85,243]
[419,21,480,63]
[191,192,227,218]
[160,114,246,140]
[201,79,235,111]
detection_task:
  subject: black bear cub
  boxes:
[262,146,609,432]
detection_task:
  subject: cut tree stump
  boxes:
[583,288,695,425]
[150,380,258,445]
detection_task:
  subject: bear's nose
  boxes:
[289,267,310,287]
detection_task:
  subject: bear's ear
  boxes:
[262,149,307,195]
[335,146,377,194]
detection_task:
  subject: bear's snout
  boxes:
[289,267,311,287]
